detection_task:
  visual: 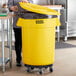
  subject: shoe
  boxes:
[16,62,22,67]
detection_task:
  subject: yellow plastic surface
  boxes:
[17,18,60,65]
[22,27,55,65]
[17,18,60,28]
[19,2,60,15]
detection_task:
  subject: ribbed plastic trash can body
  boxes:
[22,26,55,65]
[17,18,60,66]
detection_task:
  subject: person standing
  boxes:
[8,0,33,67]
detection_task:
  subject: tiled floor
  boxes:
[0,40,76,76]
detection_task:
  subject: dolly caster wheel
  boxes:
[39,71,43,74]
[31,67,34,70]
[49,68,53,72]
[39,69,43,74]
[27,68,31,73]
[27,69,30,72]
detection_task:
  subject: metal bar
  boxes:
[6,14,11,47]
[57,9,60,42]
[0,14,13,72]
[9,17,12,68]
[1,19,5,72]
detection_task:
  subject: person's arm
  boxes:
[8,0,18,12]
[8,0,14,8]
[8,0,14,11]
[8,0,29,12]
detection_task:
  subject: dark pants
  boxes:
[13,28,22,63]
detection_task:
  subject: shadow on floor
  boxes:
[55,42,76,49]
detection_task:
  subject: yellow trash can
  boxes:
[17,2,61,74]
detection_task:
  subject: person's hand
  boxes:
[21,0,28,3]
[10,6,18,12]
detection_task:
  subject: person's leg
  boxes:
[13,28,22,66]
